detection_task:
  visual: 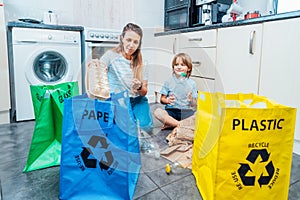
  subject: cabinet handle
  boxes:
[173,37,177,54]
[188,38,202,42]
[192,61,201,66]
[249,30,255,55]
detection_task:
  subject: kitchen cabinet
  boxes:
[154,29,217,93]
[259,17,300,153]
[155,33,178,56]
[149,34,178,102]
[0,3,10,124]
[178,29,217,92]
[215,24,263,94]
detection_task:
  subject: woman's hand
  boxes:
[132,78,142,90]
[132,79,148,96]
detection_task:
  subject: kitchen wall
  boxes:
[277,0,300,13]
[3,0,164,29]
[1,0,164,124]
[3,0,164,52]
[3,0,75,24]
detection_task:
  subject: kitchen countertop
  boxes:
[155,10,300,36]
[7,21,84,31]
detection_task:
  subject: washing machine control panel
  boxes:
[84,28,120,42]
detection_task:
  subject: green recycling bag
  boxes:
[23,81,79,172]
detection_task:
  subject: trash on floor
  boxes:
[160,114,196,169]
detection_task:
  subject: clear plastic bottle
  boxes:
[138,120,160,159]
[172,78,193,109]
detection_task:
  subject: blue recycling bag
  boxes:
[130,96,154,133]
[59,91,141,200]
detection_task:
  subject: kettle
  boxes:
[43,10,58,25]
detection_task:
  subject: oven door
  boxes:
[83,41,118,93]
[85,41,118,60]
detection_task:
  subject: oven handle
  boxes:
[15,40,38,44]
[87,42,118,48]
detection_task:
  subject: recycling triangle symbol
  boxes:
[80,135,114,171]
[238,149,275,187]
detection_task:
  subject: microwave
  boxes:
[165,7,190,30]
[164,0,191,30]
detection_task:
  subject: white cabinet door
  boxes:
[190,77,215,92]
[179,30,217,92]
[179,48,216,92]
[155,33,178,55]
[180,47,216,79]
[178,29,217,48]
[154,33,177,80]
[149,34,178,102]
[259,17,300,151]
[215,24,263,94]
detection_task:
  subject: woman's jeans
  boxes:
[130,96,154,133]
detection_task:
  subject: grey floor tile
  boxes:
[0,158,27,180]
[134,188,170,200]
[140,150,169,174]
[161,174,202,200]
[139,146,193,192]
[1,166,59,200]
[290,153,300,184]
[0,122,34,164]
[289,180,300,200]
[143,163,191,188]
[0,121,35,136]
[133,172,159,199]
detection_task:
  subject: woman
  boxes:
[99,23,153,132]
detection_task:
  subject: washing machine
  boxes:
[11,27,82,121]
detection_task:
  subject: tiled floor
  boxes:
[0,104,299,200]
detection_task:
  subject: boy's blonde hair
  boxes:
[172,53,193,78]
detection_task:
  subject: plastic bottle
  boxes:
[172,77,192,108]
[138,120,160,159]
[165,162,183,175]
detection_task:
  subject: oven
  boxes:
[83,27,120,93]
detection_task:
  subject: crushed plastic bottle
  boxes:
[138,120,160,159]
[165,162,183,175]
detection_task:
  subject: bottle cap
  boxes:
[165,164,171,175]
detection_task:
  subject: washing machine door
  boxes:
[32,51,68,83]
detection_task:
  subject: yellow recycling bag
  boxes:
[192,92,296,200]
